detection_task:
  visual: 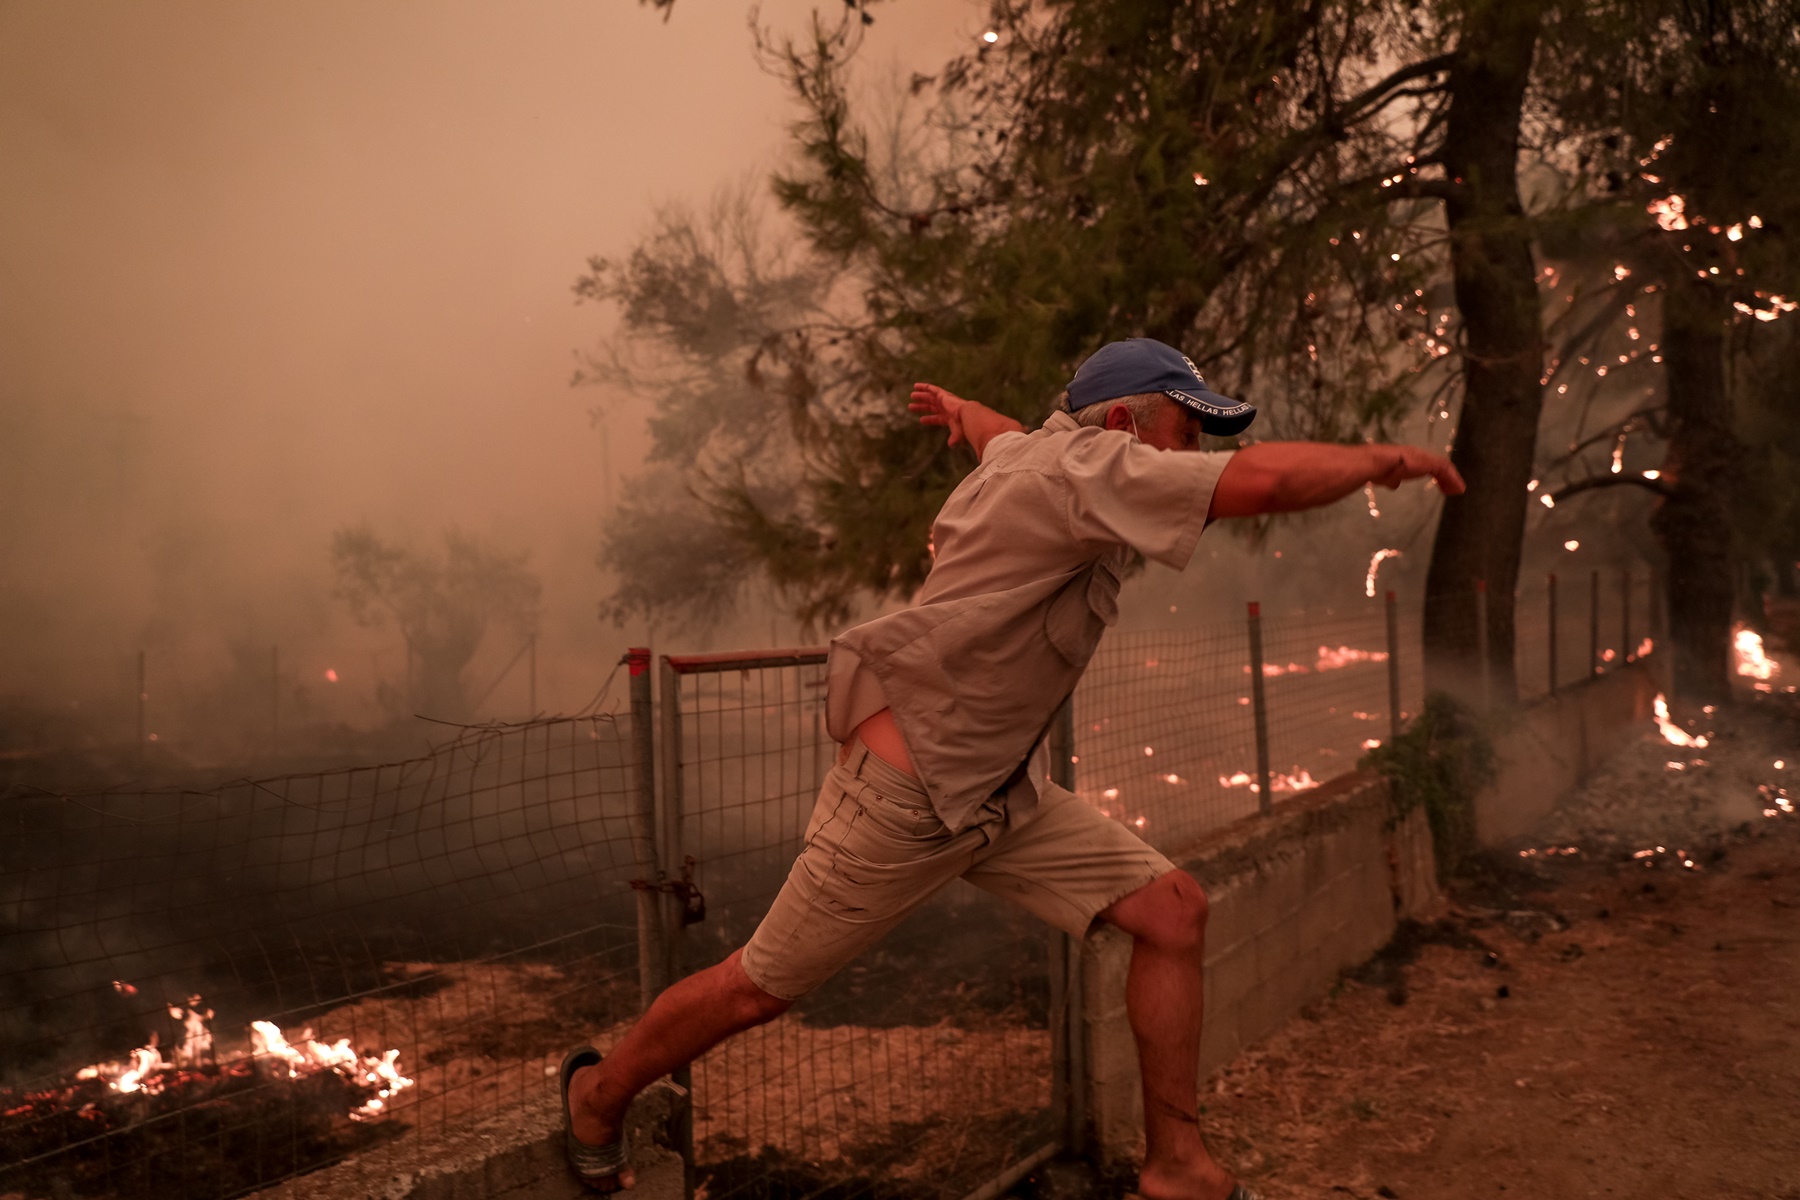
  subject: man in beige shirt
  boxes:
[562,338,1464,1199]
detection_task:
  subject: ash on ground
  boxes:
[1527,692,1798,864]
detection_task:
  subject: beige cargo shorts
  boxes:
[740,737,1176,1001]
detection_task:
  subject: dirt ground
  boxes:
[1019,692,1800,1200]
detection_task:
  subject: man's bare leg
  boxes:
[567,948,791,1192]
[1098,871,1238,1200]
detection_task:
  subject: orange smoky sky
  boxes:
[0,0,972,718]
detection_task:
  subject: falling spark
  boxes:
[1102,787,1120,800]
[1163,774,1183,784]
[1563,540,1580,551]
[1134,816,1147,828]
[1614,264,1632,281]
[1193,172,1210,186]
[1643,470,1661,480]
[1142,746,1155,757]
[982,29,998,42]
[1364,483,1381,518]
[1540,494,1556,508]
[1527,479,1540,491]
[1638,637,1654,657]
[324,668,339,682]
[1727,223,1744,241]
[1611,437,1625,473]
[1362,738,1382,750]
[1365,548,1402,598]
[1653,693,1709,748]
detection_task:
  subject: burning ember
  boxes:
[1733,627,1779,684]
[1316,644,1388,671]
[69,996,411,1122]
[1218,767,1320,794]
[1365,549,1401,598]
[1652,694,1709,749]
[1244,645,1389,678]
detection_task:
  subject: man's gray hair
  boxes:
[1056,389,1172,430]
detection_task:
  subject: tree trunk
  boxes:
[1420,0,1548,708]
[1651,276,1739,704]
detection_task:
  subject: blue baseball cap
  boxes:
[1066,338,1257,436]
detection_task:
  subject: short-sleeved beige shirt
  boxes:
[825,410,1234,832]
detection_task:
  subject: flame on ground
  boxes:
[76,1001,412,1122]
[1733,627,1779,682]
[1652,693,1709,748]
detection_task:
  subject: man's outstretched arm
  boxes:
[1208,441,1465,520]
[910,383,1026,460]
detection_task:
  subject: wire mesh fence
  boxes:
[1,716,648,1200]
[2,577,1663,1200]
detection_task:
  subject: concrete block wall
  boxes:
[1473,662,1657,845]
[1080,774,1436,1160]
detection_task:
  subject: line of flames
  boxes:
[74,1007,412,1122]
[1244,644,1390,678]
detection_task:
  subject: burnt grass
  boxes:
[0,1068,399,1200]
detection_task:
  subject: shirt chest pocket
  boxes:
[1044,560,1121,663]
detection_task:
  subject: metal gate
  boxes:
[637,648,1062,1200]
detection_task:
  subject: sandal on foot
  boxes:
[560,1045,630,1190]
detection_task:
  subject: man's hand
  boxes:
[909,382,1027,460]
[909,383,972,449]
[1374,445,1466,494]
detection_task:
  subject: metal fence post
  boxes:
[625,648,664,1010]
[1247,602,1272,813]
[656,654,697,1199]
[1621,567,1633,661]
[137,650,147,770]
[1475,580,1492,711]
[1589,569,1601,678]
[270,645,280,754]
[1384,591,1402,743]
[1548,573,1560,698]
[1045,698,1085,1157]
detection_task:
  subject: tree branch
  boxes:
[1549,473,1673,502]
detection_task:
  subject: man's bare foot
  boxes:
[568,1063,634,1192]
[1137,1155,1240,1200]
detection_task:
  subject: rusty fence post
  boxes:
[1247,602,1272,813]
[625,648,664,1010]
[137,650,147,771]
[1622,567,1633,662]
[1384,591,1402,743]
[1589,569,1601,678]
[1548,573,1560,698]
[1046,698,1086,1156]
[656,654,697,1198]
[1476,580,1492,712]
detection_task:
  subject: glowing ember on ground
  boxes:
[1733,627,1779,681]
[1316,645,1389,671]
[1653,694,1709,748]
[1365,549,1401,598]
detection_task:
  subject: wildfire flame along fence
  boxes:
[1,583,1663,1200]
